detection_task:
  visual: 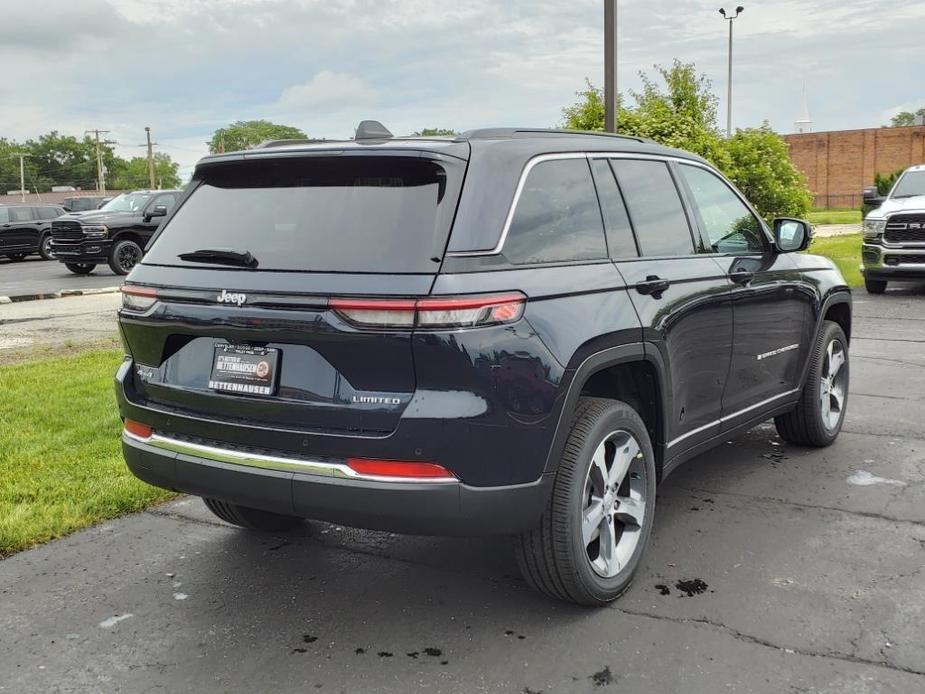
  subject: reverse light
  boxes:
[346,458,456,480]
[863,219,886,241]
[124,419,153,439]
[121,285,158,312]
[331,292,526,329]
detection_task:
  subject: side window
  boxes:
[680,165,766,254]
[0,208,8,224]
[589,159,638,259]
[504,158,607,265]
[611,160,694,257]
[150,194,177,213]
[9,207,33,222]
[38,206,59,219]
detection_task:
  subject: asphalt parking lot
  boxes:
[0,256,122,299]
[1,290,924,693]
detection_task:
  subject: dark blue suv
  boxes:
[116,125,851,605]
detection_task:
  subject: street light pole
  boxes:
[719,6,744,138]
[604,0,618,133]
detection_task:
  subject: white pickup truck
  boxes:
[861,164,925,293]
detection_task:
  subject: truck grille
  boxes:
[884,214,925,244]
[51,220,84,242]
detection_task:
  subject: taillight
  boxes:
[124,419,153,439]
[331,292,525,329]
[346,458,456,480]
[121,285,158,312]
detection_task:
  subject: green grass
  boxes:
[808,233,863,288]
[0,349,174,557]
[806,209,862,226]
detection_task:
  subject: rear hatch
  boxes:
[120,148,467,436]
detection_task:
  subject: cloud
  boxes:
[278,71,378,112]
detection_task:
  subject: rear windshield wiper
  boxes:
[178,248,259,268]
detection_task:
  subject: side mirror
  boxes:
[144,204,168,222]
[774,218,812,253]
[863,187,886,207]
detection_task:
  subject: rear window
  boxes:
[144,156,460,273]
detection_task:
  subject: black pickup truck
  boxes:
[50,189,181,275]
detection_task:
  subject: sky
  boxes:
[2,0,922,182]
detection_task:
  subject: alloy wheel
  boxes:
[819,338,847,431]
[581,430,647,578]
[118,244,142,272]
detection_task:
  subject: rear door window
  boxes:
[9,207,33,222]
[144,156,460,273]
[611,160,694,257]
[590,159,638,259]
[503,157,607,265]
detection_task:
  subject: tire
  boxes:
[65,262,96,275]
[864,278,887,294]
[38,233,53,260]
[6,253,26,262]
[108,238,143,275]
[202,497,304,532]
[515,397,657,606]
[775,320,849,447]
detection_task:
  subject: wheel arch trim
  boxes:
[800,290,852,389]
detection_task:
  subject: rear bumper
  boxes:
[123,433,553,536]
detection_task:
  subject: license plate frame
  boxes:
[209,344,280,397]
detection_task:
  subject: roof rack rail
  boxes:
[458,128,648,143]
[254,138,342,149]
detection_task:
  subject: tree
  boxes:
[25,132,107,191]
[209,120,306,153]
[413,128,457,136]
[890,108,925,127]
[110,153,181,190]
[561,60,813,221]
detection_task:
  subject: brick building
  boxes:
[783,125,925,209]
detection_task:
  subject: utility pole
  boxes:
[145,127,156,189]
[85,129,115,194]
[604,0,618,133]
[718,6,744,138]
[10,152,31,201]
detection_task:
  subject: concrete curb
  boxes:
[0,286,120,304]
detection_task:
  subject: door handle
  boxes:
[729,270,754,285]
[636,275,670,298]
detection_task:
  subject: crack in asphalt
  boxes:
[612,606,925,679]
[672,485,925,530]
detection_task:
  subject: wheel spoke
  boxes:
[589,443,608,495]
[607,436,638,489]
[596,517,620,576]
[828,347,845,379]
[614,495,645,527]
[582,498,606,546]
[830,385,845,413]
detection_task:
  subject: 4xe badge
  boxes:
[217,289,247,306]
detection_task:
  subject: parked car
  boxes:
[50,189,181,275]
[116,125,851,605]
[861,164,925,293]
[0,203,65,261]
[61,196,107,213]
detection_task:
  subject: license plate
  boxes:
[209,344,279,396]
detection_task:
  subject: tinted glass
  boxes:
[0,208,8,224]
[9,207,33,222]
[612,160,693,257]
[504,158,607,265]
[150,193,177,212]
[39,206,61,219]
[680,164,765,254]
[144,157,458,273]
[590,159,638,259]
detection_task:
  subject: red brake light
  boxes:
[346,458,456,480]
[124,419,153,439]
[331,292,525,329]
[121,286,159,312]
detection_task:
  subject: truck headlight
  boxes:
[82,225,108,239]
[863,219,886,240]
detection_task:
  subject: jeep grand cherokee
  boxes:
[116,123,851,605]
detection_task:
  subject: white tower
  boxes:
[794,81,813,133]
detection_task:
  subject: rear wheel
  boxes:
[65,262,95,275]
[775,320,849,447]
[864,278,887,294]
[515,397,657,606]
[202,497,303,532]
[108,238,143,275]
[39,234,53,260]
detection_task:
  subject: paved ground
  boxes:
[0,256,122,299]
[0,293,120,357]
[814,223,862,238]
[2,292,925,693]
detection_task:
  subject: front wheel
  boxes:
[202,498,304,532]
[864,278,887,294]
[108,238,143,275]
[515,397,657,606]
[65,262,96,275]
[775,320,849,446]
